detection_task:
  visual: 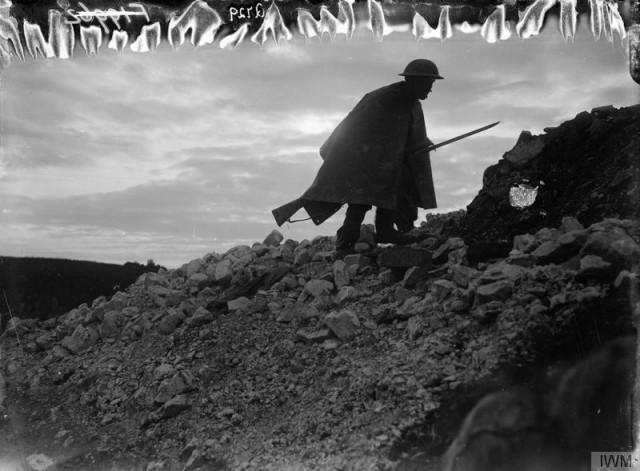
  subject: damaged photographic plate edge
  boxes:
[0,0,638,469]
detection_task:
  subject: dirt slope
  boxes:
[1,105,638,471]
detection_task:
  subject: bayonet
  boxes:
[407,121,501,155]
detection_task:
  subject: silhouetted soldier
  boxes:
[273,59,442,258]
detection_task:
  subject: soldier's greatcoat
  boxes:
[272,81,437,226]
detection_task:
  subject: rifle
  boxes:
[406,121,500,156]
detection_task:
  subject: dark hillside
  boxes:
[0,257,162,329]
[461,104,640,245]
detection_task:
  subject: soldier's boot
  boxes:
[375,208,419,245]
[335,204,370,259]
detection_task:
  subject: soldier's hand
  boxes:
[426,138,435,151]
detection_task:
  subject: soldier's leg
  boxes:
[395,164,419,232]
[374,208,398,237]
[336,204,371,254]
[376,207,421,245]
[395,198,418,233]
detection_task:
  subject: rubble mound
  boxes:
[460,104,640,248]
[0,106,638,471]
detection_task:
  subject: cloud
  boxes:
[1,23,635,266]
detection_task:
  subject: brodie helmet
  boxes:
[399,59,443,79]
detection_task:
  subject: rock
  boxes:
[332,260,350,289]
[534,227,561,244]
[159,309,185,335]
[441,389,543,471]
[343,254,371,270]
[324,310,360,340]
[25,342,39,353]
[225,245,252,259]
[312,251,334,262]
[358,224,377,247]
[507,252,537,268]
[147,286,169,306]
[52,345,71,359]
[335,286,359,305]
[450,265,479,288]
[92,295,107,308]
[230,267,252,287]
[397,294,434,320]
[154,363,175,381]
[377,268,397,285]
[613,270,639,293]
[232,253,255,269]
[301,305,321,320]
[251,244,270,256]
[35,334,54,351]
[136,272,169,288]
[431,279,456,302]
[83,306,106,324]
[182,449,209,471]
[530,241,559,263]
[41,318,57,330]
[185,258,204,277]
[261,263,291,288]
[577,255,614,280]
[531,230,587,265]
[214,259,233,285]
[178,299,199,317]
[295,239,311,253]
[2,317,29,337]
[263,229,284,247]
[481,261,527,283]
[472,300,505,324]
[165,289,188,306]
[354,242,370,253]
[560,216,584,232]
[281,276,297,290]
[465,240,510,264]
[275,304,302,323]
[294,249,311,266]
[406,316,427,340]
[402,267,427,289]
[432,237,465,264]
[161,395,191,419]
[123,307,140,317]
[503,133,545,168]
[61,325,100,354]
[296,329,332,345]
[512,234,536,253]
[103,293,127,312]
[550,337,635,453]
[378,247,432,268]
[100,310,125,338]
[580,231,640,270]
[475,280,514,305]
[154,370,196,405]
[187,274,212,291]
[186,307,214,326]
[394,285,415,304]
[304,279,334,298]
[227,297,253,312]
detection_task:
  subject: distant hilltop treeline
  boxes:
[0,256,164,332]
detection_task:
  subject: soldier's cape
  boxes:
[272,81,437,226]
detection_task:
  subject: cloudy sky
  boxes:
[0,13,637,267]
